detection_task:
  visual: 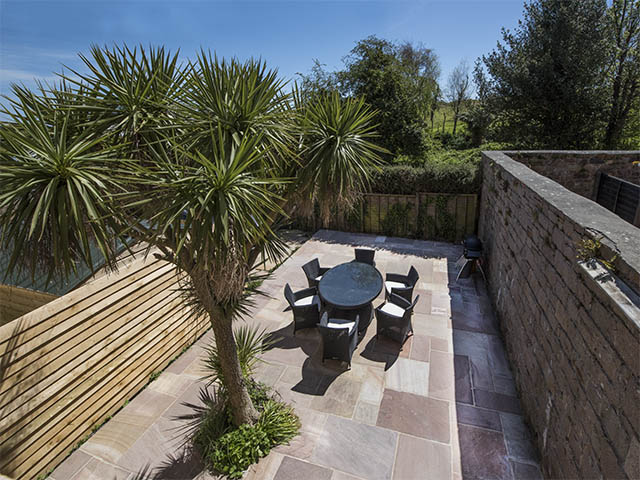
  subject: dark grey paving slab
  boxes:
[454,354,473,404]
[456,403,503,432]
[501,413,540,464]
[458,424,512,480]
[510,460,544,480]
[474,389,522,415]
[311,415,397,480]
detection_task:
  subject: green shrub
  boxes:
[210,424,272,478]
[380,202,414,237]
[194,383,300,479]
[369,149,481,194]
[257,399,300,445]
[194,325,300,479]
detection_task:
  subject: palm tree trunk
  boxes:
[191,267,259,426]
[207,306,260,426]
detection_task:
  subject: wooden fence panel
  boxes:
[0,286,57,327]
[294,192,478,241]
[0,254,209,479]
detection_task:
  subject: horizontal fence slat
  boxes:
[291,192,478,242]
[0,253,209,479]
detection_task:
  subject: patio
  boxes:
[51,230,541,480]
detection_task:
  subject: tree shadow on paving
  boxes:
[129,387,221,479]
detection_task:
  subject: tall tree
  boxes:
[0,45,383,426]
[460,60,494,146]
[337,36,440,157]
[445,60,472,135]
[479,0,611,148]
[603,0,640,148]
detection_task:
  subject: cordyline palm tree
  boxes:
[0,45,383,425]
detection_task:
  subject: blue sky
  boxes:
[0,0,525,101]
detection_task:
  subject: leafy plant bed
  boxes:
[191,325,300,478]
[193,379,300,478]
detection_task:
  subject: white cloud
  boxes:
[0,68,57,83]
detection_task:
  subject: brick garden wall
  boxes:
[505,150,640,199]
[478,151,640,479]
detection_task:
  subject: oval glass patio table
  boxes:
[318,262,383,333]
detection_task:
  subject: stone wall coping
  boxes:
[482,151,640,291]
[579,260,640,333]
[501,150,640,157]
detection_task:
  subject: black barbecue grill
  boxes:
[456,234,486,282]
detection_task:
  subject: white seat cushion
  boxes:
[326,318,356,334]
[380,302,406,317]
[295,295,320,310]
[385,280,407,293]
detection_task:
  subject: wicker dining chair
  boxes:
[284,284,321,334]
[375,293,419,346]
[301,258,330,288]
[354,248,376,266]
[317,309,360,368]
[384,265,419,301]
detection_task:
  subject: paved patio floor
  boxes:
[52,230,542,480]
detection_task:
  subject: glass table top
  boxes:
[318,262,383,309]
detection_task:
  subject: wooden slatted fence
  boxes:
[295,192,478,242]
[0,286,58,327]
[0,254,208,479]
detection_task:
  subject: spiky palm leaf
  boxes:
[0,86,123,282]
[178,52,297,178]
[121,127,288,305]
[203,324,275,387]
[297,90,385,223]
[61,44,185,145]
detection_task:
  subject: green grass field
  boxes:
[430,103,466,135]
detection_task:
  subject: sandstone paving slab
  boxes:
[392,433,452,480]
[79,419,148,465]
[116,416,201,476]
[116,389,178,428]
[48,449,92,480]
[273,456,333,480]
[384,357,430,397]
[330,471,365,480]
[429,349,455,401]
[68,457,131,480]
[377,389,450,443]
[310,375,362,418]
[353,400,379,425]
[405,333,428,362]
[310,415,397,480]
[161,380,210,421]
[430,335,449,352]
[244,452,285,480]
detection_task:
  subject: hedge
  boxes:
[367,149,483,195]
